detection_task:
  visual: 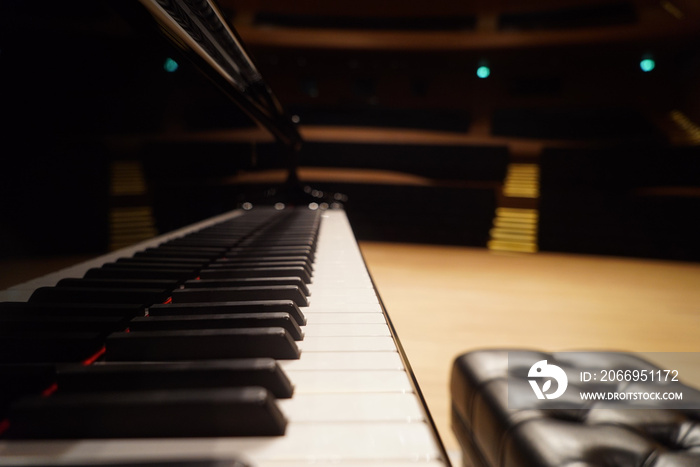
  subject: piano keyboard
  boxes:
[0,207,449,466]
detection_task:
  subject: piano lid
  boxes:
[126,0,303,152]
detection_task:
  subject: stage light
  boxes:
[476,66,491,79]
[639,58,655,72]
[163,57,179,73]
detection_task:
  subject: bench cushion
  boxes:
[450,349,700,466]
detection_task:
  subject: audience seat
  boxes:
[539,145,700,261]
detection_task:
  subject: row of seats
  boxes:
[250,2,637,31]
[539,144,700,261]
[140,138,700,261]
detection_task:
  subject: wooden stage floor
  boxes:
[359,241,700,454]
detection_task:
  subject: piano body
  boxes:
[0,0,451,465]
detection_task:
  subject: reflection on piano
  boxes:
[0,0,451,465]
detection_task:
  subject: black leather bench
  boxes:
[451,349,700,466]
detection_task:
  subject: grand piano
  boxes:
[3,0,700,465]
[0,0,451,465]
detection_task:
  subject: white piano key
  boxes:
[279,351,405,371]
[308,284,357,290]
[297,336,397,352]
[309,276,372,282]
[286,370,414,394]
[311,263,370,269]
[304,312,387,324]
[313,272,371,278]
[309,287,377,297]
[305,303,385,313]
[309,281,374,289]
[314,256,365,261]
[310,295,376,307]
[307,294,378,303]
[309,294,379,308]
[312,258,363,266]
[311,264,370,271]
[303,323,391,336]
[308,289,376,296]
[309,277,370,283]
[261,462,449,467]
[0,423,445,464]
[277,393,424,422]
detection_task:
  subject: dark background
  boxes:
[1,0,699,262]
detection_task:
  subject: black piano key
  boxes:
[218,253,314,262]
[56,359,294,398]
[128,312,303,340]
[247,236,316,245]
[249,228,316,236]
[228,245,314,252]
[227,247,315,261]
[241,238,315,248]
[116,256,209,265]
[207,261,312,276]
[184,277,310,296]
[0,364,56,418]
[166,233,242,240]
[56,278,180,291]
[216,255,313,270]
[28,287,171,306]
[147,300,306,326]
[0,210,327,441]
[223,252,314,261]
[199,266,311,284]
[163,238,241,248]
[0,315,127,335]
[0,302,144,318]
[105,328,300,361]
[174,229,249,236]
[102,260,203,271]
[84,267,195,282]
[171,286,308,307]
[0,333,105,364]
[6,387,286,438]
[207,260,309,268]
[152,246,231,253]
[193,228,236,235]
[135,247,226,259]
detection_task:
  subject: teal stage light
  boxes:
[163,57,179,73]
[639,58,655,72]
[476,66,491,79]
